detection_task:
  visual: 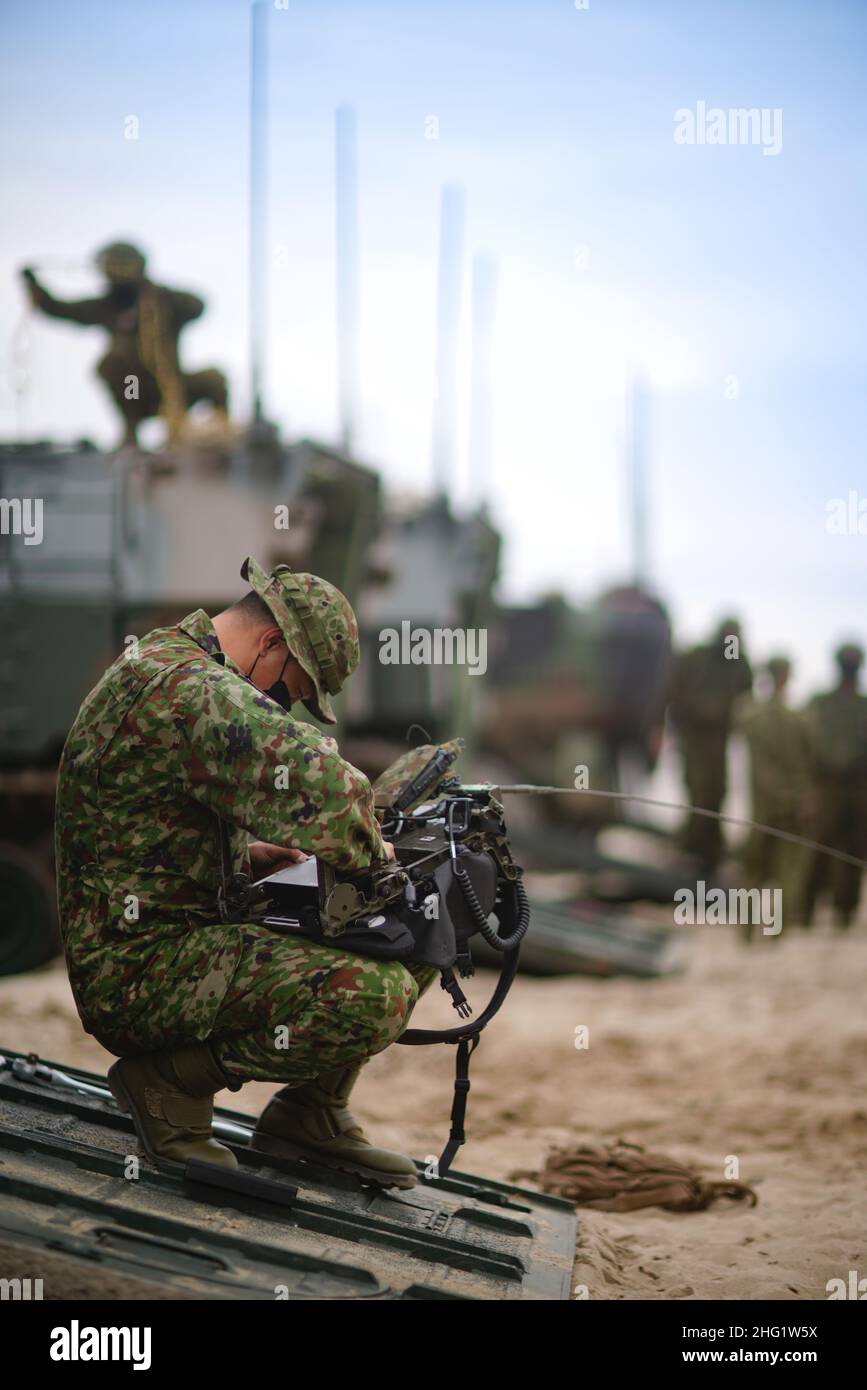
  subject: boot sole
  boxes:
[251,1131,417,1190]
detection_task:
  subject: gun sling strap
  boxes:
[397,946,521,1176]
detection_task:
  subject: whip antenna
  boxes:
[335,104,360,454]
[491,784,867,872]
[248,0,269,424]
[430,182,465,493]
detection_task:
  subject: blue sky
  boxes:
[2,0,866,694]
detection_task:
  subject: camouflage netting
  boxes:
[372,739,465,815]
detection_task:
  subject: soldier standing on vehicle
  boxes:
[20,240,229,447]
[802,643,867,928]
[668,617,753,871]
[55,556,436,1187]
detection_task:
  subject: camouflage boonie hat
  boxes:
[240,556,359,724]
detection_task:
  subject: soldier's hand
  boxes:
[21,268,44,308]
[382,841,396,862]
[248,841,309,875]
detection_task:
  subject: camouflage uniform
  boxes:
[23,242,227,444]
[802,661,867,926]
[737,685,813,928]
[669,627,753,867]
[55,603,436,1086]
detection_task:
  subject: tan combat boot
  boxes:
[252,1063,417,1189]
[107,1041,238,1172]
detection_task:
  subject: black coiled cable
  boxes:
[452,857,530,953]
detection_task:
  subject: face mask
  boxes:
[247,651,295,711]
[265,671,295,712]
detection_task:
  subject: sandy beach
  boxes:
[2,911,864,1302]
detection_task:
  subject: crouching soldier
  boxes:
[54,556,437,1187]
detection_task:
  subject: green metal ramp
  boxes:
[0,1047,576,1300]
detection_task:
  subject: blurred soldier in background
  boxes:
[802,643,867,928]
[20,240,229,447]
[668,617,753,870]
[737,656,812,937]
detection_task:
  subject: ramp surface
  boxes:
[0,1047,576,1300]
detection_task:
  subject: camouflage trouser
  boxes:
[803,779,867,925]
[742,804,810,935]
[97,352,229,429]
[679,727,729,867]
[84,923,439,1085]
[205,926,439,1087]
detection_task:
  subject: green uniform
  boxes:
[669,640,753,867]
[737,692,813,928]
[27,273,227,440]
[802,686,867,925]
[54,608,436,1084]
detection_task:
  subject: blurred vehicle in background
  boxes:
[0,430,381,972]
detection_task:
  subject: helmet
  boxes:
[95,240,147,281]
[240,556,359,723]
[834,642,864,675]
[372,739,465,815]
[766,655,791,682]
